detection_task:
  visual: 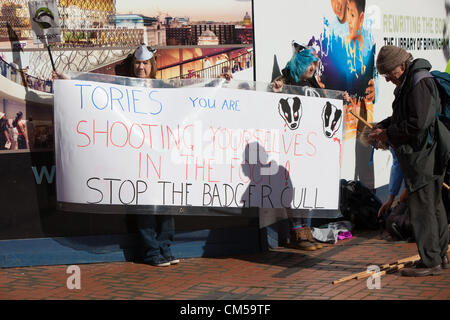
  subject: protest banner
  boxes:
[54,77,343,212]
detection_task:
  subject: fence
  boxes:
[0,56,53,93]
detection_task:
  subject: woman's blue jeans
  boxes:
[137,214,175,262]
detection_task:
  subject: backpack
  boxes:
[384,201,414,241]
[413,70,450,171]
[413,70,450,128]
[431,70,450,130]
[339,179,382,230]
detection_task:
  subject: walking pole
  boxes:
[349,110,373,129]
[45,38,56,72]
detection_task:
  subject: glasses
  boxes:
[382,65,404,81]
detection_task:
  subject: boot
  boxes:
[289,229,317,251]
[302,226,323,249]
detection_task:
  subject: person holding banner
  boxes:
[370,45,449,276]
[53,44,180,267]
[271,44,325,94]
[119,44,179,267]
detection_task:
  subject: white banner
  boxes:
[54,78,343,209]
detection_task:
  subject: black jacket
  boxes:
[379,58,444,192]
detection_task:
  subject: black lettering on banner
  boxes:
[158,181,171,205]
[118,180,135,204]
[136,180,148,205]
[104,178,121,204]
[261,185,273,208]
[86,177,103,204]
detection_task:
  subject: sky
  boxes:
[115,0,252,22]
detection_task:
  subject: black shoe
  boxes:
[144,255,170,267]
[164,256,180,265]
[401,263,443,277]
[390,223,405,241]
[442,255,449,269]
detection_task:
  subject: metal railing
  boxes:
[0,56,53,93]
[54,28,144,48]
[171,50,253,80]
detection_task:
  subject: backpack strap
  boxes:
[412,70,434,87]
[411,70,437,146]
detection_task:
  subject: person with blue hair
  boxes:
[272,45,325,91]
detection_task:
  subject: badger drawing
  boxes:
[322,101,342,138]
[279,97,302,130]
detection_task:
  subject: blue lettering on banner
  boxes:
[110,87,124,111]
[92,86,109,110]
[32,166,56,184]
[75,84,92,109]
[75,83,163,116]
[189,96,240,112]
[148,90,162,115]
[131,89,145,115]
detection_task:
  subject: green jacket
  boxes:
[379,59,444,192]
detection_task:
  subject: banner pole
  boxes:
[45,39,56,72]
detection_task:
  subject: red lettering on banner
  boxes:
[282,133,294,155]
[239,159,251,183]
[93,120,109,147]
[230,130,243,151]
[294,134,304,156]
[182,124,194,151]
[141,123,158,148]
[181,154,193,180]
[166,124,181,150]
[229,157,240,183]
[307,132,318,157]
[208,158,219,183]
[76,120,91,147]
[129,123,145,149]
[195,157,205,181]
[110,121,129,148]
[146,153,161,179]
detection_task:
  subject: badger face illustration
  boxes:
[33,7,56,29]
[279,96,302,130]
[322,101,342,138]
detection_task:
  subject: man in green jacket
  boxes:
[370,45,449,277]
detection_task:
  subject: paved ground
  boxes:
[0,231,449,301]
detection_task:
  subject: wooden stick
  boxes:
[332,246,450,285]
[443,183,450,191]
[332,271,374,285]
[370,264,406,279]
[349,110,373,129]
[333,253,421,284]
[355,261,414,280]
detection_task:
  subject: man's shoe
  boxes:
[442,255,449,269]
[401,263,443,277]
[288,240,317,251]
[145,256,170,267]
